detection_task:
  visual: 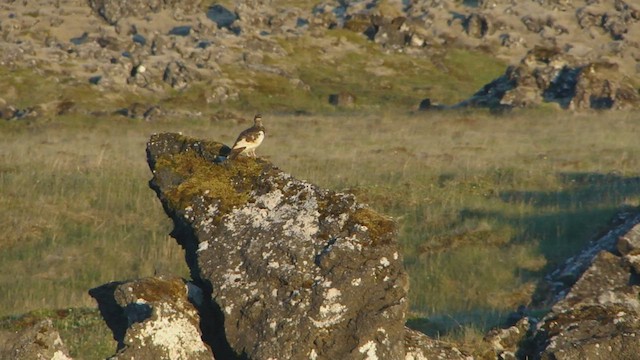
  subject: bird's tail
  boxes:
[227,147,245,160]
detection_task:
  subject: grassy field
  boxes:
[2,108,640,349]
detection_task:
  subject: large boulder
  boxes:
[146,132,410,359]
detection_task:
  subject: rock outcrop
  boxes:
[531,250,640,359]
[477,212,640,360]
[146,132,411,359]
[527,217,640,359]
[457,46,640,110]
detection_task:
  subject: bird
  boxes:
[228,114,265,159]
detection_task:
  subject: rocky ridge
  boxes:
[0,0,638,116]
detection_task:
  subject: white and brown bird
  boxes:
[228,114,265,159]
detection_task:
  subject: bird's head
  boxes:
[254,114,263,125]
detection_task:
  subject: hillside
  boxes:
[1,0,639,120]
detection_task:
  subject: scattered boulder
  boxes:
[374,16,410,48]
[418,98,446,111]
[464,13,490,38]
[206,4,237,30]
[114,103,163,121]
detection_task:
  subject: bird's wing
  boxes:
[232,127,264,149]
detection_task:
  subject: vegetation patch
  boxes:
[154,151,263,217]
[350,207,397,245]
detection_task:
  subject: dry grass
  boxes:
[1,109,640,344]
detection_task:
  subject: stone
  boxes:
[374,16,410,48]
[147,132,410,360]
[1,318,73,360]
[531,212,640,308]
[206,4,238,30]
[619,223,640,255]
[405,327,470,360]
[532,251,640,360]
[464,13,490,38]
[418,98,446,111]
[483,316,533,360]
[455,46,640,110]
[163,61,198,90]
[90,276,214,360]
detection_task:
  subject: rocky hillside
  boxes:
[1,0,638,118]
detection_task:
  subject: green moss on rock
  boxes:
[154,149,263,216]
[351,207,397,245]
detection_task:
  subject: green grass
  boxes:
[0,117,190,316]
[3,110,640,350]
[218,30,506,112]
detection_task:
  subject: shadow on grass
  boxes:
[409,172,640,338]
[497,171,640,273]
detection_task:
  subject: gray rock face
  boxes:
[2,318,73,360]
[533,212,640,307]
[505,213,640,360]
[147,132,410,359]
[470,212,640,359]
[90,276,213,360]
[534,251,640,360]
